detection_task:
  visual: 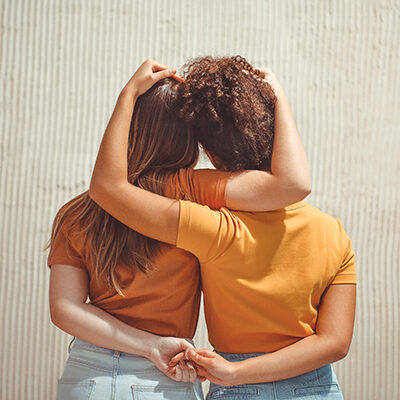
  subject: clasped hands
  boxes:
[168,347,239,387]
[148,336,239,386]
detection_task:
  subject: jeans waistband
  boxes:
[215,351,268,362]
[68,336,195,356]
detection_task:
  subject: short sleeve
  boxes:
[47,225,87,270]
[166,169,231,209]
[176,200,236,263]
[331,220,357,284]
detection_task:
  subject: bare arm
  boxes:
[184,284,356,386]
[89,61,310,243]
[226,69,311,210]
[49,264,197,382]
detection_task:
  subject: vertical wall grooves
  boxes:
[1,1,399,399]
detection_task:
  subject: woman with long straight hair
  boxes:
[89,57,356,400]
[48,57,311,399]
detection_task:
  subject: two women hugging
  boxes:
[48,56,355,400]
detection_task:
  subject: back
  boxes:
[176,201,356,353]
[47,168,231,339]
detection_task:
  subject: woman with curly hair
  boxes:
[90,57,356,400]
[48,57,311,400]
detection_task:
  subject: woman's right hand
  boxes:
[148,336,198,383]
[121,59,176,98]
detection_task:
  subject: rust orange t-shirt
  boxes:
[47,168,231,339]
[176,200,357,353]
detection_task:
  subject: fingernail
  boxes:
[170,69,176,74]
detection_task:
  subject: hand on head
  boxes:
[122,59,184,98]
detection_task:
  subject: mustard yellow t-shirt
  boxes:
[177,200,356,353]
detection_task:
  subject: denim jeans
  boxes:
[207,351,343,400]
[56,337,204,400]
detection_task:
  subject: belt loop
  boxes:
[68,337,76,354]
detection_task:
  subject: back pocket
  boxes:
[131,384,197,400]
[57,379,95,400]
[209,386,261,399]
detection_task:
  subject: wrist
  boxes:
[139,334,160,360]
[229,360,246,386]
[274,88,288,103]
[119,87,139,103]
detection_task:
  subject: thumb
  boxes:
[168,351,186,367]
[153,68,176,81]
[186,349,212,367]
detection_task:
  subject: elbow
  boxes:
[89,175,125,206]
[88,175,101,202]
[303,177,312,196]
[298,182,312,199]
[50,298,74,329]
[330,340,351,362]
[316,332,351,362]
[287,179,312,202]
[88,178,108,206]
[297,175,312,198]
[49,302,65,328]
[88,181,99,203]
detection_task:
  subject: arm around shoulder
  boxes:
[224,70,311,212]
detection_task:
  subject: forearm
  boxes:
[234,334,344,384]
[224,90,311,211]
[270,90,311,192]
[90,90,136,189]
[51,300,158,358]
[88,89,179,244]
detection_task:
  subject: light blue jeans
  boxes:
[56,337,204,400]
[207,351,343,400]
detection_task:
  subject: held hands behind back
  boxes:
[148,336,200,383]
[169,348,239,387]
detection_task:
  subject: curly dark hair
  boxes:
[177,56,277,171]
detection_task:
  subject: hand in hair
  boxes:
[122,59,177,97]
[258,68,285,99]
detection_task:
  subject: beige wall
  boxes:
[1,1,399,399]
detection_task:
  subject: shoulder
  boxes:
[301,203,344,228]
[52,193,90,244]
[302,203,352,253]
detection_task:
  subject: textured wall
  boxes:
[1,1,399,399]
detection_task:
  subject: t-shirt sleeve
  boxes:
[47,225,87,270]
[176,200,236,264]
[166,169,231,209]
[331,220,357,284]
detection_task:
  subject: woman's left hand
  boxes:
[122,59,176,97]
[148,336,198,383]
[170,348,241,387]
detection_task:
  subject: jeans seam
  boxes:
[272,381,277,400]
[111,351,120,400]
[316,367,321,384]
[68,337,76,354]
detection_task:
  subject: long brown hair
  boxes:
[47,78,199,295]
